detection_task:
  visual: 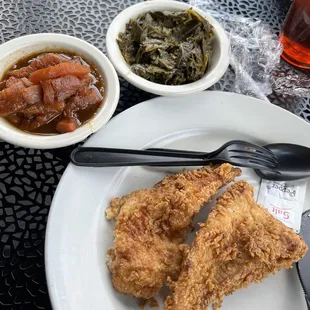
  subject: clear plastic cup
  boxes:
[280,0,310,69]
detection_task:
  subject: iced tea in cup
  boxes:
[280,0,310,69]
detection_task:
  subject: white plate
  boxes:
[46,91,309,310]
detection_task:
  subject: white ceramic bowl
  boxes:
[106,0,230,97]
[0,33,120,149]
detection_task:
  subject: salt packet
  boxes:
[257,179,307,233]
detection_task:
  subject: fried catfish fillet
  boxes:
[106,164,241,299]
[165,181,308,310]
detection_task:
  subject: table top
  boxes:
[0,0,308,309]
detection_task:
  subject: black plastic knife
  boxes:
[297,209,310,310]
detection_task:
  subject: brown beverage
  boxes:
[280,0,310,69]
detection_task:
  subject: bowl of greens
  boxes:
[106,0,230,97]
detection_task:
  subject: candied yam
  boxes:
[41,80,55,105]
[30,53,71,69]
[0,82,41,116]
[21,78,33,87]
[41,75,92,104]
[8,53,71,78]
[20,85,43,106]
[30,63,91,84]
[0,80,27,116]
[6,77,32,88]
[20,101,64,117]
[50,75,83,101]
[64,87,102,116]
[0,79,25,100]
[8,67,33,79]
[56,118,78,133]
[20,103,45,117]
[5,77,19,88]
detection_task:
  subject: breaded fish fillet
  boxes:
[165,181,308,310]
[106,164,241,299]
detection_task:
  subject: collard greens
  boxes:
[117,9,214,85]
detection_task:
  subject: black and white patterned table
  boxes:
[0,0,308,309]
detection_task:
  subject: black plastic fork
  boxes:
[70,140,278,171]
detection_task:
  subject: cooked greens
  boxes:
[117,9,214,85]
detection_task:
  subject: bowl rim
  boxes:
[106,0,230,97]
[0,33,120,149]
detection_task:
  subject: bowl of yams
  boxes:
[0,33,120,149]
[0,1,230,149]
